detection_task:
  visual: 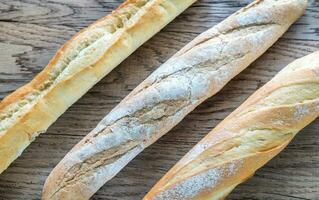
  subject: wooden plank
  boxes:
[0,0,318,199]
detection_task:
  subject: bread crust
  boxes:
[0,0,196,174]
[42,0,307,199]
[144,51,319,200]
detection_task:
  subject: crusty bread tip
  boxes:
[42,0,307,199]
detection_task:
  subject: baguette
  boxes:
[0,0,196,173]
[144,51,319,200]
[42,0,307,199]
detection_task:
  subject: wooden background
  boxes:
[0,0,318,199]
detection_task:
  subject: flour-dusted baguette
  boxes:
[42,0,307,199]
[144,51,319,200]
[0,0,197,173]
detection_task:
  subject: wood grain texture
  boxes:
[0,0,318,199]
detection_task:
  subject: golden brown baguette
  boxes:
[0,0,196,173]
[42,0,307,199]
[144,51,319,200]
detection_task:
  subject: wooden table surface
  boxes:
[0,0,318,199]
